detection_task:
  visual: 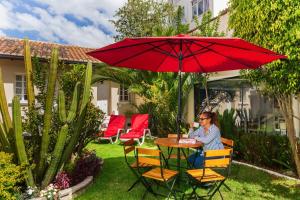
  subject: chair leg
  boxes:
[140,135,145,145]
[223,182,231,191]
[208,180,225,200]
[127,177,141,192]
[166,177,177,200]
[140,177,157,199]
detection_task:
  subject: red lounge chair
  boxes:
[120,114,151,145]
[97,115,126,143]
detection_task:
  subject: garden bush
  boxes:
[0,152,24,199]
[218,109,296,174]
[71,150,102,185]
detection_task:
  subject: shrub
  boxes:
[71,150,101,185]
[54,171,71,189]
[0,152,24,199]
[234,132,295,172]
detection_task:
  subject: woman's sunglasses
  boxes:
[199,118,208,121]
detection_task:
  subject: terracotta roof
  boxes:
[0,37,101,64]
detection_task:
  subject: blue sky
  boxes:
[0,0,126,48]
[0,0,228,48]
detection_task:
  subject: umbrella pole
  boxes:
[177,42,183,176]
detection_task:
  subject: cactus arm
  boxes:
[58,90,67,123]
[0,68,13,152]
[42,124,69,188]
[23,38,35,109]
[0,68,13,136]
[37,48,58,176]
[12,96,35,187]
[59,63,92,168]
[0,122,10,152]
[79,62,92,114]
[66,82,80,123]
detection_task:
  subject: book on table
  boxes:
[178,138,196,144]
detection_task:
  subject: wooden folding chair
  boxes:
[136,147,179,200]
[221,137,234,149]
[221,137,235,191]
[185,149,232,200]
[123,139,152,192]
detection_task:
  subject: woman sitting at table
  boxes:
[188,111,224,168]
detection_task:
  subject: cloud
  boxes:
[0,0,126,47]
[0,30,6,36]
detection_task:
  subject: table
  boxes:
[155,138,202,171]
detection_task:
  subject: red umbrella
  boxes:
[87,34,286,131]
[87,34,286,172]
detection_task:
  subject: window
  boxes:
[198,0,204,16]
[192,0,198,18]
[192,0,209,18]
[119,84,129,102]
[15,75,27,101]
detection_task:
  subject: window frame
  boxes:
[119,84,129,102]
[15,74,27,102]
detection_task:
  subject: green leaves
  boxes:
[229,0,300,95]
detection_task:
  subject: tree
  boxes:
[229,0,300,176]
[111,0,176,41]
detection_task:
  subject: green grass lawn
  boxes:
[76,139,300,200]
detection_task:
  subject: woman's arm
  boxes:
[189,127,203,139]
[195,127,220,144]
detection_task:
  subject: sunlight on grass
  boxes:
[76,140,300,200]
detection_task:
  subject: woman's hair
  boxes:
[200,111,219,126]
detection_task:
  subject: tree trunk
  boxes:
[204,75,210,110]
[277,95,300,177]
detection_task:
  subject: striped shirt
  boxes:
[189,124,224,152]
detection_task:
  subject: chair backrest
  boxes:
[221,137,234,149]
[168,133,188,139]
[107,115,126,131]
[131,114,149,131]
[123,139,136,165]
[204,149,232,168]
[136,148,161,167]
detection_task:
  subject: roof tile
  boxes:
[0,37,101,63]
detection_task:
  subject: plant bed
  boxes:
[31,158,104,200]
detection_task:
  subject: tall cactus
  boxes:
[0,68,13,152]
[59,63,92,168]
[42,83,79,187]
[41,124,69,188]
[12,96,35,187]
[23,38,35,109]
[37,48,59,177]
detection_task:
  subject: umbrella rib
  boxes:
[89,39,171,53]
[182,40,195,56]
[184,40,207,73]
[183,43,215,59]
[154,51,171,72]
[111,41,172,66]
[148,42,178,58]
[192,42,256,69]
[196,40,283,57]
[168,40,180,58]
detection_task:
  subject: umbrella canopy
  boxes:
[87,34,286,73]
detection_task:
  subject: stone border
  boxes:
[233,160,300,182]
[59,176,93,200]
